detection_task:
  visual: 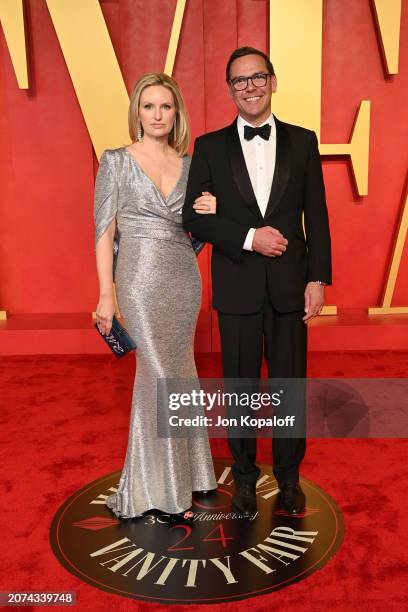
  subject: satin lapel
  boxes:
[264,116,291,218]
[226,119,263,220]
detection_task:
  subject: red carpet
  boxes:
[0,351,407,611]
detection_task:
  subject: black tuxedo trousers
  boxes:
[218,284,307,486]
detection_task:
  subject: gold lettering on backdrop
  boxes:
[45,0,129,158]
[0,1,22,315]
[46,0,187,157]
[372,0,402,75]
[369,188,408,314]
[319,306,337,315]
[0,0,28,317]
[0,0,28,88]
[45,0,131,322]
[321,101,371,197]
[0,2,405,317]
[270,0,323,139]
[366,1,404,312]
[164,0,187,75]
[270,0,360,315]
[269,0,370,197]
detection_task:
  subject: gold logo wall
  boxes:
[0,0,405,315]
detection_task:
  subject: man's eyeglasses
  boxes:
[230,73,271,91]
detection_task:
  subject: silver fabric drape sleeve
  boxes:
[93,150,120,280]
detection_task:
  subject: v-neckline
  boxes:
[124,147,185,203]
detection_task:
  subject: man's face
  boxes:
[228,54,277,126]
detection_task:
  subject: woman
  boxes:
[94,73,217,523]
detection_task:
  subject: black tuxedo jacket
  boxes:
[183,116,332,314]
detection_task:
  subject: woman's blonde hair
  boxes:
[128,73,190,156]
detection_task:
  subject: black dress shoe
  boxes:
[278,482,306,514]
[232,483,257,518]
[169,509,194,524]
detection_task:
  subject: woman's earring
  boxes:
[137,123,143,141]
[173,118,177,142]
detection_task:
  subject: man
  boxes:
[183,47,331,516]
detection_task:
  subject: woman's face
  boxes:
[138,85,176,140]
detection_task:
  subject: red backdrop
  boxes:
[0,1,407,334]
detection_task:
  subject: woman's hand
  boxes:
[96,293,116,335]
[193,191,216,214]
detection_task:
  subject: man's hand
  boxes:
[252,226,288,257]
[303,282,325,322]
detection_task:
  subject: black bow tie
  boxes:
[244,123,271,141]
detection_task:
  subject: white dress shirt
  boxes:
[237,114,276,250]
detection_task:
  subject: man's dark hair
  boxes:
[226,47,275,82]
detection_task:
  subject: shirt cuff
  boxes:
[243,228,256,251]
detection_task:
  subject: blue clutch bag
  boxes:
[191,236,206,255]
[94,315,137,358]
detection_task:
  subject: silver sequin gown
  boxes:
[94,147,216,517]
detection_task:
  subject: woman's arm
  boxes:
[95,218,116,335]
[93,150,119,335]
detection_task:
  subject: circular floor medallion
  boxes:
[50,458,344,603]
